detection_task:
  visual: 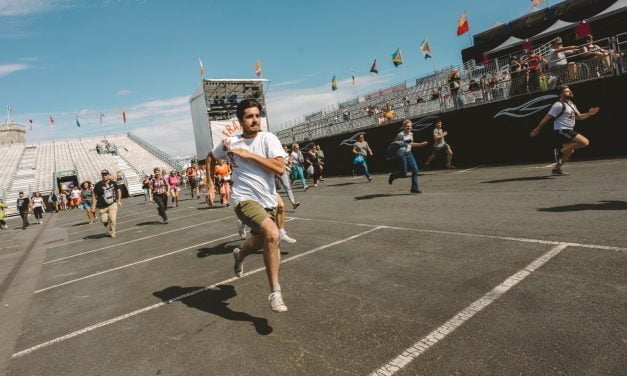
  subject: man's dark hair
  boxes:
[236,99,263,120]
[557,85,570,95]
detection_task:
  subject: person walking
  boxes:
[31,192,45,224]
[92,170,122,238]
[167,171,181,207]
[142,175,152,202]
[530,85,600,175]
[0,199,7,230]
[315,145,326,181]
[425,119,455,170]
[388,119,428,193]
[289,143,309,191]
[16,191,31,230]
[150,168,170,223]
[352,133,374,182]
[276,146,300,209]
[80,181,96,224]
[206,99,288,312]
[305,147,322,187]
[448,69,464,109]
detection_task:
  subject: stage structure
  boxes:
[189,79,269,161]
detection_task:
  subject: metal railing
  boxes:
[127,132,182,171]
[277,35,624,145]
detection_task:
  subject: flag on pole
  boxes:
[457,11,470,36]
[255,60,262,77]
[198,58,205,78]
[392,49,403,67]
[49,115,55,129]
[420,38,432,59]
[351,69,356,86]
[28,119,33,130]
[331,75,337,91]
[531,0,545,8]
[369,59,378,74]
[122,111,127,124]
[99,113,105,124]
[75,114,81,127]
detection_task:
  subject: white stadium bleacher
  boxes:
[0,133,179,214]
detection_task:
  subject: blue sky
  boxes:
[1,0,551,155]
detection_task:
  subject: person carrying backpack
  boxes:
[530,85,600,176]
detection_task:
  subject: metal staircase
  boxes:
[113,155,143,196]
[5,146,38,215]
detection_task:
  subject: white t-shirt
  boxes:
[548,101,580,131]
[211,132,285,208]
[32,197,44,208]
[290,151,304,166]
[548,48,567,70]
[398,131,413,152]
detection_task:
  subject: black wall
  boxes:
[308,75,627,176]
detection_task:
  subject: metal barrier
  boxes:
[127,132,182,171]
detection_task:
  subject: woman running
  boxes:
[80,181,96,224]
[214,160,232,206]
[167,171,181,207]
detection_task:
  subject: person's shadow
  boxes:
[153,285,272,335]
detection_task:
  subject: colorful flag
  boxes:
[198,58,205,77]
[331,75,337,91]
[75,114,81,127]
[420,38,432,59]
[457,11,470,36]
[6,105,11,124]
[522,39,534,52]
[255,60,262,77]
[49,115,55,129]
[575,20,591,39]
[122,111,127,124]
[392,49,403,67]
[531,0,545,8]
[28,119,33,130]
[351,69,356,86]
[99,113,105,124]
[369,59,378,75]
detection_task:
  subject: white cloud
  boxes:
[116,89,132,96]
[0,0,73,16]
[0,63,30,77]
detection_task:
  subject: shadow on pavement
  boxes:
[153,285,272,335]
[197,206,224,210]
[70,222,89,227]
[354,193,413,200]
[136,221,163,226]
[83,233,110,240]
[538,200,627,212]
[482,176,554,184]
[197,241,239,258]
[326,182,358,187]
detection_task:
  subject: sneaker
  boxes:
[447,165,456,169]
[292,202,301,209]
[388,173,394,185]
[110,233,116,238]
[303,185,309,192]
[163,218,168,224]
[367,176,373,182]
[268,292,288,312]
[280,232,297,243]
[233,248,243,277]
[553,148,563,164]
[410,189,423,194]
[237,221,247,239]
[551,168,568,176]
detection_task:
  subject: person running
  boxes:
[93,169,122,238]
[275,193,296,243]
[530,85,600,175]
[70,186,81,209]
[289,143,309,191]
[425,119,455,170]
[31,192,45,224]
[142,175,152,202]
[167,171,181,207]
[206,99,288,312]
[80,181,96,224]
[185,164,199,199]
[388,119,428,193]
[214,160,232,206]
[0,199,7,230]
[352,133,374,182]
[49,190,60,212]
[276,146,300,209]
[315,145,325,181]
[150,167,170,223]
[305,147,322,187]
[16,191,31,230]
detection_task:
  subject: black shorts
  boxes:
[555,129,579,145]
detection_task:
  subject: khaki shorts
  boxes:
[235,200,277,235]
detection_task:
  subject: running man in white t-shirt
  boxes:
[530,85,599,175]
[206,99,288,313]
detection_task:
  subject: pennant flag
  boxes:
[531,0,545,8]
[420,38,432,59]
[255,60,262,77]
[75,114,81,127]
[369,59,378,75]
[99,113,105,124]
[28,119,33,130]
[392,49,403,67]
[122,111,127,124]
[6,105,11,113]
[351,69,356,86]
[331,75,337,91]
[6,105,11,124]
[575,20,591,39]
[457,11,470,36]
[198,58,205,77]
[49,115,55,129]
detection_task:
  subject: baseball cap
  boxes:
[101,169,110,175]
[553,37,562,44]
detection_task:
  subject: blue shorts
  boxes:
[81,201,92,210]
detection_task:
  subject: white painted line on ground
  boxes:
[452,165,485,174]
[12,226,383,359]
[35,233,240,293]
[370,243,569,376]
[48,211,212,248]
[527,163,556,169]
[43,216,234,265]
[288,217,627,251]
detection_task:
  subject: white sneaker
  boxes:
[268,292,288,312]
[233,248,243,277]
[237,220,247,239]
[280,232,296,243]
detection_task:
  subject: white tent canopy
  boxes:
[531,19,576,40]
[589,0,626,21]
[486,35,525,55]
